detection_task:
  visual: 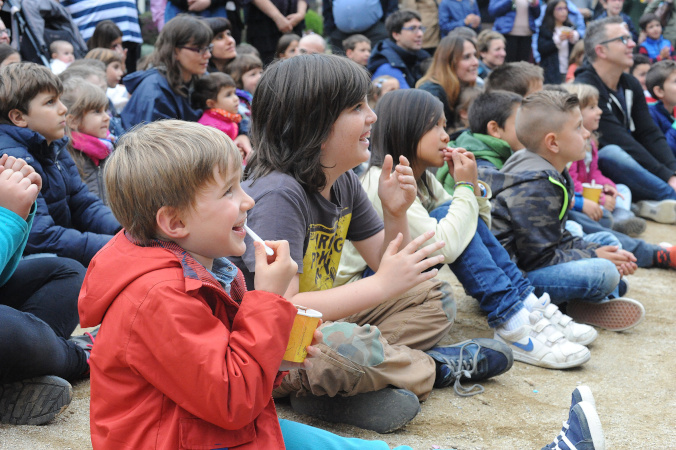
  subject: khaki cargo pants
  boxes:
[273,278,456,402]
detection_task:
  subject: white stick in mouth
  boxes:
[244,223,274,256]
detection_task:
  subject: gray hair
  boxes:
[584,16,624,63]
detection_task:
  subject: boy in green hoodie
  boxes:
[437,90,523,193]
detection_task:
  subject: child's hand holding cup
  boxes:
[280,306,323,371]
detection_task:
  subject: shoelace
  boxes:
[447,342,485,397]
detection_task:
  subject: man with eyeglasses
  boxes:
[367,9,431,89]
[575,17,676,220]
[0,21,10,46]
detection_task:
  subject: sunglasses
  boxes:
[599,35,632,46]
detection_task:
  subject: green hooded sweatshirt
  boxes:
[436,131,513,195]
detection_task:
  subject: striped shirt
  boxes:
[61,0,142,44]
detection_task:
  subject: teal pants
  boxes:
[280,419,413,450]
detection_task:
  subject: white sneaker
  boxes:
[635,200,676,224]
[531,293,598,346]
[495,311,591,369]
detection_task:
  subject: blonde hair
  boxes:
[105,120,240,243]
[516,90,579,152]
[61,77,108,124]
[563,83,599,109]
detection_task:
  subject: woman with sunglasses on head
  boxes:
[121,15,212,129]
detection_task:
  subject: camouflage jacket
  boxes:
[481,150,599,272]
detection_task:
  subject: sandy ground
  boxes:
[1,221,675,450]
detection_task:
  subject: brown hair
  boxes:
[485,61,543,96]
[227,54,263,90]
[105,120,239,243]
[0,62,62,125]
[192,72,237,110]
[516,90,580,151]
[85,47,123,66]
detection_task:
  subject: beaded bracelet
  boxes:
[455,181,475,193]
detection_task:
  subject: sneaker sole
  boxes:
[567,297,645,331]
[289,388,420,434]
[575,402,606,450]
[612,217,646,237]
[572,385,595,409]
[636,200,676,224]
[0,376,72,425]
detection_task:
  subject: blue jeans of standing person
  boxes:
[597,144,676,202]
[0,257,89,383]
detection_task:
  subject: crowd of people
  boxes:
[1,0,676,449]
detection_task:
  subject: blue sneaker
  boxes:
[544,401,605,450]
[426,338,513,396]
[571,385,595,410]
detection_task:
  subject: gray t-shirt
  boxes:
[230,170,384,291]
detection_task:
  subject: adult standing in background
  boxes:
[163,0,244,45]
[61,0,142,73]
[489,0,540,62]
[245,0,306,65]
[323,0,397,54]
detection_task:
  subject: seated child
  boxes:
[193,72,241,143]
[368,75,400,109]
[0,154,91,426]
[85,48,129,112]
[227,54,263,161]
[276,33,300,60]
[596,0,637,41]
[647,60,676,158]
[565,40,585,82]
[0,62,120,265]
[484,61,544,97]
[61,78,115,204]
[49,40,74,75]
[450,85,482,136]
[336,89,594,370]
[231,54,513,433]
[638,13,675,63]
[632,54,655,103]
[343,34,371,66]
[564,83,646,237]
[537,0,580,84]
[486,90,646,330]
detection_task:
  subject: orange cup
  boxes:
[582,183,603,203]
[283,306,322,363]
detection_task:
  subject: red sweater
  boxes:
[78,232,297,449]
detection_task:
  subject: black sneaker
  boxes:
[0,376,72,425]
[426,338,513,396]
[69,326,99,376]
[289,388,420,434]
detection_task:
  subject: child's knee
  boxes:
[321,322,385,367]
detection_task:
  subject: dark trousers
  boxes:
[505,34,533,63]
[0,257,88,383]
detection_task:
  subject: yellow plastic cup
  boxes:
[282,306,322,363]
[582,183,603,203]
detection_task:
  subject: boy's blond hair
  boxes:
[563,83,599,109]
[516,90,580,152]
[105,120,240,243]
[0,62,62,125]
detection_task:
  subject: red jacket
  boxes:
[78,232,297,449]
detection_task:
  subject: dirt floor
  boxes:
[1,221,675,449]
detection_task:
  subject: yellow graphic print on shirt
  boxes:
[300,212,352,292]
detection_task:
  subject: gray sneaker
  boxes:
[289,388,420,434]
[635,200,676,224]
[0,376,72,425]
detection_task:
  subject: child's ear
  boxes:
[66,114,79,131]
[206,98,216,109]
[7,109,28,128]
[652,85,665,100]
[486,120,502,139]
[156,206,189,240]
[544,131,560,154]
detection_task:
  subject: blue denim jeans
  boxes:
[597,144,676,201]
[525,258,621,306]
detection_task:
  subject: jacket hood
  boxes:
[482,150,561,198]
[79,231,195,327]
[122,68,162,95]
[454,131,513,169]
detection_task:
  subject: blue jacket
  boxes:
[0,125,120,265]
[532,0,585,63]
[0,204,35,287]
[649,101,676,158]
[439,0,481,36]
[120,68,202,130]
[638,36,674,62]
[489,0,541,35]
[367,38,430,89]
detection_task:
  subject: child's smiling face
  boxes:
[320,97,377,174]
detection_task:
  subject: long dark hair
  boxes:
[87,20,122,50]
[147,15,212,97]
[369,89,444,193]
[246,54,371,193]
[542,0,573,32]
